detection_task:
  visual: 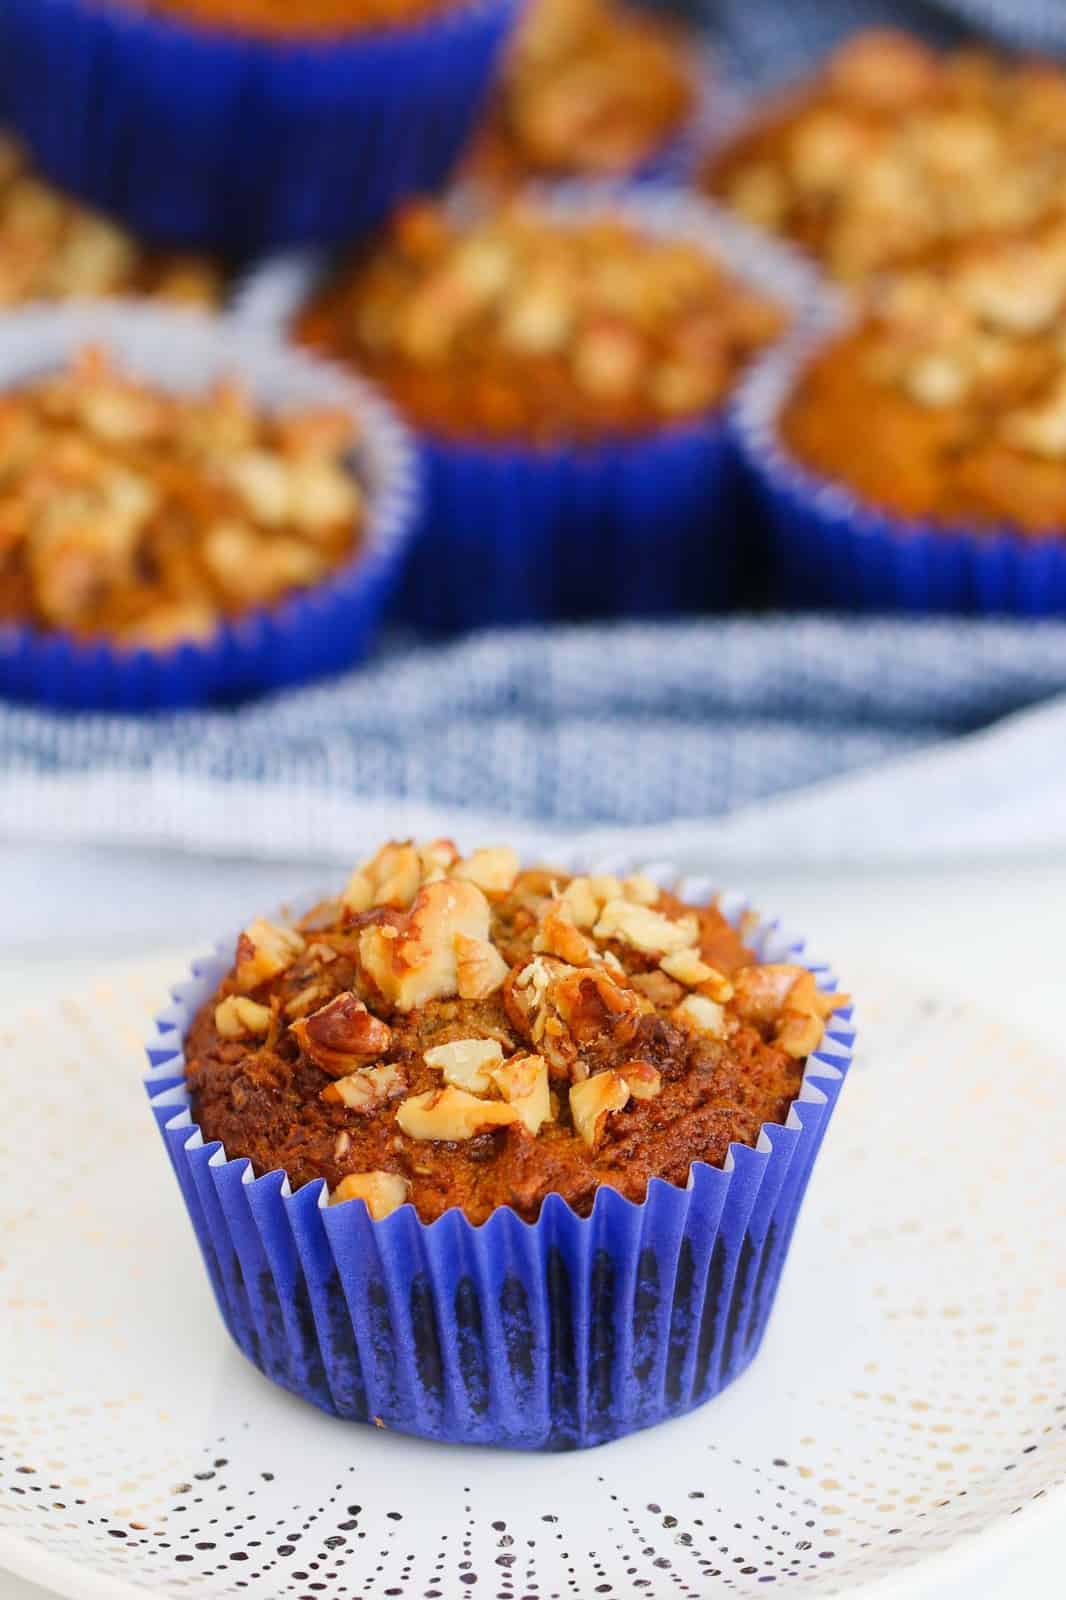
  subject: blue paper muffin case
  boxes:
[0,304,421,712]
[0,0,522,253]
[243,185,828,631]
[734,316,1066,617]
[145,854,855,1451]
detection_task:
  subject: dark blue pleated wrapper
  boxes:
[0,0,521,253]
[735,323,1066,617]
[144,859,854,1451]
[0,304,420,713]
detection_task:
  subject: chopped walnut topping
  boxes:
[533,905,595,966]
[291,992,393,1076]
[731,964,810,1026]
[330,1170,410,1219]
[621,874,660,906]
[569,1069,631,1149]
[359,879,492,1011]
[673,993,728,1038]
[423,1037,504,1094]
[235,919,305,992]
[452,846,520,895]
[214,994,273,1039]
[488,1052,551,1135]
[558,875,600,929]
[660,947,734,1002]
[732,964,847,1056]
[396,1085,521,1142]
[419,837,460,880]
[593,898,694,956]
[454,932,510,1000]
[343,840,423,913]
[284,980,333,1020]
[321,1062,406,1111]
[620,1059,663,1101]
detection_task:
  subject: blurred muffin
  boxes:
[466,0,698,185]
[0,135,223,308]
[704,29,1066,284]
[297,197,786,446]
[0,345,365,650]
[780,220,1066,531]
[137,0,462,34]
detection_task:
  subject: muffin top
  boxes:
[466,0,695,185]
[0,347,365,648]
[297,200,787,444]
[705,29,1066,283]
[186,840,847,1225]
[136,0,459,38]
[0,135,223,309]
[779,217,1066,533]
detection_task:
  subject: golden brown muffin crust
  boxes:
[187,842,848,1225]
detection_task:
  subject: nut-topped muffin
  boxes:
[466,0,697,185]
[778,218,1066,532]
[0,345,366,650]
[187,840,848,1225]
[0,135,223,307]
[704,29,1066,284]
[297,198,788,446]
[136,0,460,35]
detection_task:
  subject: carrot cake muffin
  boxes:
[705,29,1066,283]
[136,0,461,35]
[779,217,1066,532]
[296,199,787,445]
[0,135,223,307]
[466,0,696,184]
[186,841,848,1225]
[0,346,365,649]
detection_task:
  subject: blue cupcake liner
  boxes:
[734,319,1066,616]
[0,303,420,712]
[242,185,828,631]
[144,852,855,1451]
[0,0,522,254]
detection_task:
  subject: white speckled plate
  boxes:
[0,960,1063,1600]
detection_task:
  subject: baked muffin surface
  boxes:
[706,29,1066,283]
[0,347,365,647]
[468,0,695,184]
[781,219,1066,532]
[187,842,847,1225]
[297,200,787,444]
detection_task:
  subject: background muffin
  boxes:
[0,304,419,709]
[704,29,1066,284]
[151,839,854,1447]
[466,0,699,186]
[294,189,810,629]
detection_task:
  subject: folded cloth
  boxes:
[1,618,1065,866]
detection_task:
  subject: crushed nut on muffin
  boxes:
[297,198,787,445]
[0,346,366,647]
[186,842,849,1225]
[0,134,223,308]
[780,216,1066,533]
[704,29,1066,284]
[466,0,696,185]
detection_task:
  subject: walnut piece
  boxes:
[558,875,600,929]
[533,905,595,965]
[396,1085,521,1141]
[673,993,727,1038]
[291,992,393,1077]
[488,1053,551,1135]
[569,1069,631,1149]
[619,1059,662,1101]
[234,918,305,992]
[621,874,660,906]
[330,1170,410,1219]
[452,845,520,895]
[455,933,510,1000]
[214,994,272,1039]
[321,1062,406,1111]
[593,898,694,955]
[423,1037,504,1093]
[359,879,492,1011]
[660,947,734,1001]
[343,840,422,913]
